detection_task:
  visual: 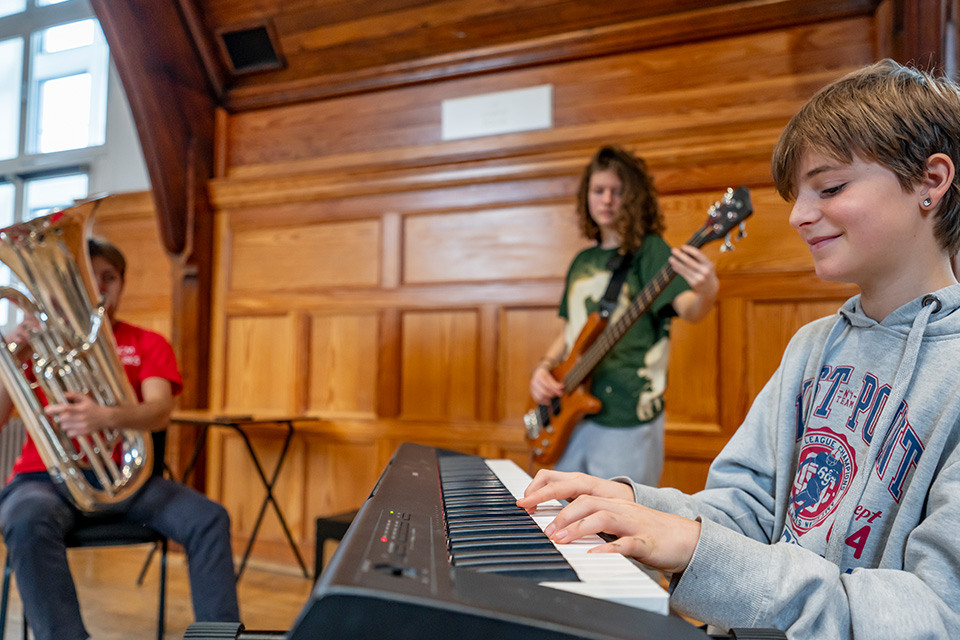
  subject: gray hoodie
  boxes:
[624,285,960,639]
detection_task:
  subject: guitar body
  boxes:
[524,312,606,466]
[522,186,754,467]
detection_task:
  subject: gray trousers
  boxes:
[0,473,240,640]
[553,413,665,486]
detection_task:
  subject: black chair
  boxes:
[0,422,169,640]
[314,509,357,580]
[0,517,168,640]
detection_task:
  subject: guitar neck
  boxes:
[562,229,709,392]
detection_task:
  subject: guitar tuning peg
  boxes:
[720,234,734,252]
[737,221,747,240]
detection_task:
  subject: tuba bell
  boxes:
[0,199,152,512]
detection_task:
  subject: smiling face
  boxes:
[587,169,623,244]
[789,150,954,317]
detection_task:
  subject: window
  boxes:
[24,171,88,219]
[0,181,12,322]
[0,0,128,332]
[0,0,26,20]
[0,37,24,161]
[29,17,108,153]
[0,182,13,227]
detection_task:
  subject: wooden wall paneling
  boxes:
[660,458,712,495]
[663,312,720,427]
[717,297,751,443]
[381,211,402,289]
[498,307,566,422]
[302,433,382,517]
[198,7,892,571]
[222,313,299,414]
[746,298,853,402]
[478,305,498,423]
[229,219,381,292]
[377,308,402,418]
[876,0,959,72]
[307,311,380,418]
[698,190,810,274]
[90,192,173,340]
[222,18,874,172]
[207,0,880,110]
[399,310,479,421]
[209,423,308,566]
[403,205,587,284]
[292,310,310,415]
[209,210,232,413]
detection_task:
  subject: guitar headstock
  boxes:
[701,186,753,251]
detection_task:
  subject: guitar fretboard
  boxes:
[561,225,711,392]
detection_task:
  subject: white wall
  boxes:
[90,63,149,195]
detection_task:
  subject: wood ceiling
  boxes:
[158,0,879,111]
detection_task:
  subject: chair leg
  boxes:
[137,544,157,586]
[157,537,167,640]
[0,556,10,638]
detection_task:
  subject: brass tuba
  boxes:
[0,199,152,512]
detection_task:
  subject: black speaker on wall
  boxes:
[218,23,284,74]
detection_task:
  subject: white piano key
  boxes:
[484,458,669,615]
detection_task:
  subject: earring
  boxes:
[923,198,933,207]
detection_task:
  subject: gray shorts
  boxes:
[552,413,665,486]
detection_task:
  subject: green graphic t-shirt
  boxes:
[558,236,689,427]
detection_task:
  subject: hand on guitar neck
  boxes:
[524,186,753,466]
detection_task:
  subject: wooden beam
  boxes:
[90,0,218,477]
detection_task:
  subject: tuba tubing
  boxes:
[0,200,152,512]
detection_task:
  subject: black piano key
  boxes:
[453,555,570,568]
[448,530,545,542]
[449,539,558,552]
[452,549,558,560]
[447,521,542,532]
[474,564,580,582]
[438,454,581,583]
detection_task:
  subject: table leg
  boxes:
[232,421,310,580]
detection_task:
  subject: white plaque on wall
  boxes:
[441,84,553,141]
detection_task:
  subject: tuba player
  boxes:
[0,237,239,640]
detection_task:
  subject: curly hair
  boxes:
[575,146,664,252]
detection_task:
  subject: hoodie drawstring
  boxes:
[822,295,939,564]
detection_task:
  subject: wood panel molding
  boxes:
[220,0,880,110]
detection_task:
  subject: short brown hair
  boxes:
[87,236,126,280]
[576,146,664,253]
[772,59,960,254]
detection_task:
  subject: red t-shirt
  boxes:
[10,320,183,476]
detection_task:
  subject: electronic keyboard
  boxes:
[286,442,710,640]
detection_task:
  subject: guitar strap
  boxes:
[598,251,633,319]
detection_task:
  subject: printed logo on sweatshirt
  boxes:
[788,428,857,534]
[116,344,141,367]
[797,366,926,504]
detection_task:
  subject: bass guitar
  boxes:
[523,186,753,465]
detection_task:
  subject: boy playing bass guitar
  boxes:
[528,146,719,485]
